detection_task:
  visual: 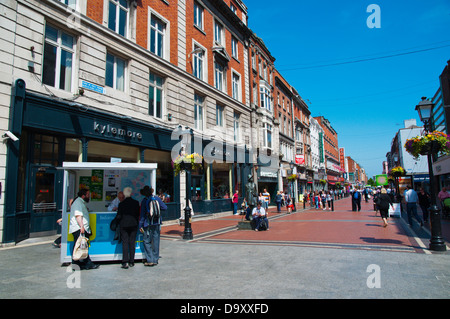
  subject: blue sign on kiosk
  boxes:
[59,162,157,264]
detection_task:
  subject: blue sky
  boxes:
[244,0,450,178]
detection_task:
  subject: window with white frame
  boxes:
[105,52,125,91]
[260,85,272,112]
[42,24,75,92]
[194,94,204,131]
[192,45,205,80]
[253,83,258,106]
[232,72,240,101]
[231,37,238,59]
[252,53,256,70]
[233,112,240,142]
[214,20,224,46]
[263,123,272,149]
[108,0,129,37]
[149,71,164,118]
[216,104,224,127]
[193,1,204,30]
[214,62,225,92]
[149,14,166,58]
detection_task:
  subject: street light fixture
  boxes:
[289,161,296,212]
[179,127,194,240]
[415,97,446,251]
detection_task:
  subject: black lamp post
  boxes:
[415,98,446,251]
[180,128,194,240]
[289,161,297,212]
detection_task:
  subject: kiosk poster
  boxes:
[79,176,91,190]
[90,169,104,201]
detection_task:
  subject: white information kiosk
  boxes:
[60,162,157,264]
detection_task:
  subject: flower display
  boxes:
[388,166,405,177]
[173,153,203,176]
[287,174,297,182]
[404,131,450,159]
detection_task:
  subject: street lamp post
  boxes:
[180,127,194,240]
[415,98,446,251]
[289,161,297,212]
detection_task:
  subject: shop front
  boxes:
[3,79,177,243]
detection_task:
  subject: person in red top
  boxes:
[232,190,239,215]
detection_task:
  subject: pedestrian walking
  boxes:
[117,187,140,269]
[275,191,282,213]
[321,191,327,210]
[375,188,393,227]
[314,191,320,209]
[232,190,239,215]
[326,191,333,210]
[352,189,361,212]
[404,185,423,227]
[69,188,99,270]
[417,188,431,223]
[262,188,270,210]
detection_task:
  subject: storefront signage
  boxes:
[295,154,305,165]
[93,121,143,141]
[339,148,345,170]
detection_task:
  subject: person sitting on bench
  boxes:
[252,201,269,231]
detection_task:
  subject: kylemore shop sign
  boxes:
[93,121,143,141]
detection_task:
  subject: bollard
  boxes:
[331,200,334,211]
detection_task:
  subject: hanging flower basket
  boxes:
[319,179,327,185]
[388,166,406,178]
[173,153,203,176]
[404,131,450,159]
[287,174,297,182]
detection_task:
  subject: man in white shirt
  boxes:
[107,191,124,212]
[404,185,423,227]
[252,201,269,231]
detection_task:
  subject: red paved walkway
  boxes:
[161,196,450,254]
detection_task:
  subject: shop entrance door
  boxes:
[29,166,60,235]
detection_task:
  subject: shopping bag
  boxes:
[73,234,89,261]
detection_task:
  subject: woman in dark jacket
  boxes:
[377,188,394,227]
[117,187,140,269]
[417,188,431,223]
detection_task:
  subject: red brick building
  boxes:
[314,116,341,186]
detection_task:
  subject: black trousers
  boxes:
[120,227,138,263]
[352,199,361,211]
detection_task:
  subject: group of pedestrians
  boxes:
[371,184,450,228]
[68,185,167,270]
[309,190,334,210]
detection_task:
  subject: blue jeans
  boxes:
[233,203,238,215]
[143,224,160,264]
[406,202,422,225]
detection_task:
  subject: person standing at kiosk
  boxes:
[69,188,99,270]
[117,187,140,269]
[139,186,167,267]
